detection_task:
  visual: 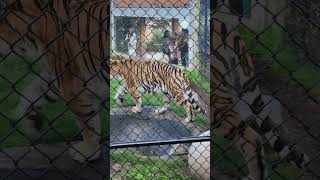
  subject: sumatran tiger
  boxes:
[110,58,206,122]
[211,18,310,179]
[0,0,109,163]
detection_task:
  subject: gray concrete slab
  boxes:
[0,142,107,180]
[110,106,205,156]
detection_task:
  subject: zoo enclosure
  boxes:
[110,0,210,179]
[212,0,320,179]
[0,0,319,179]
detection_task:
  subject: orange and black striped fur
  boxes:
[111,58,206,122]
[0,0,109,163]
[211,18,309,180]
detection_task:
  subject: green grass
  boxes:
[111,150,190,180]
[0,55,208,146]
[185,69,210,93]
[0,57,108,147]
[110,136,298,180]
[212,135,300,180]
[237,26,320,96]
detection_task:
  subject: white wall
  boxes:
[214,0,288,30]
[111,6,196,66]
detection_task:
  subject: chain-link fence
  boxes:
[110,0,210,179]
[212,0,320,180]
[1,0,320,179]
[0,0,109,179]
[0,0,210,179]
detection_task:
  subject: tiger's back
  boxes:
[113,59,189,94]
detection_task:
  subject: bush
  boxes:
[149,29,164,44]
[237,26,320,96]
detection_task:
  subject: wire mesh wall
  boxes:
[211,0,320,180]
[0,0,319,179]
[0,0,109,179]
[110,0,210,179]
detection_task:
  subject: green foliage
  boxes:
[212,135,300,180]
[111,150,190,180]
[149,29,164,44]
[147,29,165,52]
[184,69,210,93]
[0,56,107,147]
[237,26,320,96]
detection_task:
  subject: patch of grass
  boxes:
[0,57,107,147]
[212,135,300,180]
[184,69,210,93]
[111,150,190,180]
[110,136,298,180]
[237,26,320,96]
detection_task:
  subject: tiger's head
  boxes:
[0,0,45,60]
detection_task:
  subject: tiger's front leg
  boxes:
[16,71,59,139]
[126,82,142,113]
[68,97,101,163]
[213,107,270,180]
[155,93,170,114]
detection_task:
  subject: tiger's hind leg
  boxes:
[173,90,205,123]
[114,83,128,105]
[172,91,194,122]
[240,95,310,170]
[217,124,269,180]
[259,116,310,169]
[65,73,108,163]
[213,107,270,180]
[126,81,142,113]
[155,93,170,114]
[68,99,101,163]
[16,71,59,139]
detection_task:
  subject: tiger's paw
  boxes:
[115,97,125,105]
[184,117,192,123]
[155,107,168,115]
[69,141,100,163]
[131,106,141,113]
[288,148,311,169]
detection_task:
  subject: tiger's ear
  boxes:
[111,60,118,66]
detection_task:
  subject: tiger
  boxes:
[0,0,109,163]
[211,17,310,180]
[110,57,206,123]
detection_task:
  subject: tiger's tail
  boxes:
[184,87,207,115]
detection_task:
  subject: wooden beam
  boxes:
[172,18,180,37]
[138,17,147,57]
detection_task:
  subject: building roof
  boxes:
[113,0,189,8]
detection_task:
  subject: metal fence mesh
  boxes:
[211,0,320,180]
[110,0,210,179]
[0,0,319,179]
[0,0,109,179]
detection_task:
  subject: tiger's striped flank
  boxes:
[111,58,206,122]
